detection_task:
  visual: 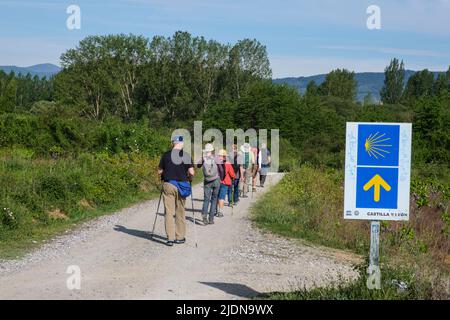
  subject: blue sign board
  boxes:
[344,123,411,221]
[356,124,400,209]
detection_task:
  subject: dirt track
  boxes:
[0,173,358,299]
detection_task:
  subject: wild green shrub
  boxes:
[37,174,69,202]
[0,113,169,158]
[0,207,19,229]
[0,149,162,258]
[252,166,449,299]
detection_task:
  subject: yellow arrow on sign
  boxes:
[363,174,391,202]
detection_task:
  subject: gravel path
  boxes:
[0,173,358,299]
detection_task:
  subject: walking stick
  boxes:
[190,182,198,248]
[251,175,254,199]
[231,181,234,216]
[151,184,164,239]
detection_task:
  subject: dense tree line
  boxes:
[54,32,271,122]
[303,69,357,101]
[0,71,53,112]
[380,59,450,165]
[381,58,450,104]
[300,59,449,167]
[0,33,448,172]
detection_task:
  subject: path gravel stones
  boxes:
[0,173,359,299]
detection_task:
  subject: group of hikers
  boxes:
[157,135,271,246]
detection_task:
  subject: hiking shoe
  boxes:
[217,212,224,218]
[166,241,174,247]
[202,216,209,225]
[174,238,186,244]
[252,187,257,192]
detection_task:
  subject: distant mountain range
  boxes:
[0,63,444,102]
[273,70,443,102]
[0,63,61,78]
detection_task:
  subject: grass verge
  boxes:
[251,165,449,299]
[0,148,203,260]
[0,149,163,259]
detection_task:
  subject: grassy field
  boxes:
[0,148,166,259]
[252,166,449,299]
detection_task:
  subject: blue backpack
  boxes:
[169,180,192,198]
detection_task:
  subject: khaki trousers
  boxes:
[239,167,252,197]
[162,182,186,241]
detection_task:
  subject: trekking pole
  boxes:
[251,177,254,199]
[151,184,164,239]
[251,166,254,199]
[190,182,198,248]
[231,193,234,216]
[231,183,234,217]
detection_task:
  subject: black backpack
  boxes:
[217,162,226,181]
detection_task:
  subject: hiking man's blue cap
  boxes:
[171,135,184,143]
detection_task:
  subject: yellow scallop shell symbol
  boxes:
[364,132,391,159]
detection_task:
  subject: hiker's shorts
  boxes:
[218,184,229,200]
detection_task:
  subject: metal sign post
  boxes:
[367,221,381,289]
[344,122,412,290]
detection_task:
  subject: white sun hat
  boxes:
[240,143,250,153]
[203,143,214,153]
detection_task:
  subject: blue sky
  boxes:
[0,0,449,77]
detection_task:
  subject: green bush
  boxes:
[0,113,169,158]
[0,206,19,230]
[89,117,169,156]
[0,149,162,259]
[37,174,69,202]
